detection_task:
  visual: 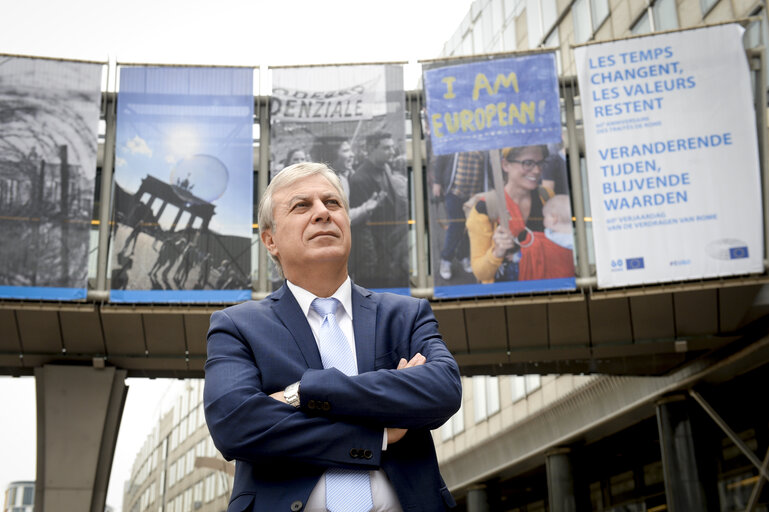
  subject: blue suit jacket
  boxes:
[204,282,462,512]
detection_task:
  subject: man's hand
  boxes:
[388,353,426,445]
[387,427,407,444]
[269,390,287,403]
[397,353,425,369]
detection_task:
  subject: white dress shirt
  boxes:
[285,278,404,512]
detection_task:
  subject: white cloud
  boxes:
[125,135,153,157]
[115,156,127,167]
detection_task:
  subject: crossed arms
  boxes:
[203,297,462,470]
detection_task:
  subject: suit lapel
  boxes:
[351,283,377,374]
[270,284,323,369]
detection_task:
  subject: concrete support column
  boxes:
[546,447,578,512]
[656,394,718,512]
[34,365,128,512]
[466,484,489,512]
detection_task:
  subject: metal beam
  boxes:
[746,446,769,512]
[688,388,769,481]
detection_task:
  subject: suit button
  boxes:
[308,400,316,409]
[349,448,359,458]
[290,500,303,511]
[363,450,373,459]
[322,402,330,411]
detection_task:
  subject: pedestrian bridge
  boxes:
[2,273,768,378]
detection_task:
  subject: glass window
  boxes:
[473,26,484,54]
[504,0,516,20]
[486,376,500,416]
[525,374,542,393]
[503,20,517,51]
[453,401,465,435]
[511,376,526,402]
[700,0,718,15]
[525,0,556,47]
[653,0,678,31]
[590,0,609,30]
[492,0,504,35]
[745,13,769,86]
[22,486,33,505]
[573,0,592,44]
[473,376,500,422]
[461,33,474,56]
[441,400,465,441]
[541,0,557,35]
[440,418,453,441]
[473,376,488,422]
[526,0,543,47]
[545,28,561,75]
[481,7,495,50]
[631,11,651,35]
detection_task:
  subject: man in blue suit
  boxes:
[204,162,462,512]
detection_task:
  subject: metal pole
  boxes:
[562,78,591,280]
[95,91,116,293]
[689,389,769,481]
[750,47,769,269]
[746,447,769,512]
[257,94,270,295]
[409,91,429,291]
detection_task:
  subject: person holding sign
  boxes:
[465,145,553,283]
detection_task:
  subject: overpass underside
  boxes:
[1,274,767,378]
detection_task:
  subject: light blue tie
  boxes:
[311,298,373,512]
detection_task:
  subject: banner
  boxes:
[270,65,409,293]
[423,53,575,298]
[110,66,254,303]
[575,24,764,288]
[424,53,562,156]
[0,56,102,300]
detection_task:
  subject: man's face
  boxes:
[261,174,351,278]
[369,138,395,167]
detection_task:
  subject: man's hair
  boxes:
[365,131,393,152]
[257,162,349,277]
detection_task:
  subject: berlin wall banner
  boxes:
[423,53,576,298]
[0,55,102,300]
[110,66,254,303]
[270,64,410,293]
[575,24,764,288]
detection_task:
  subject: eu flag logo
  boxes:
[626,257,645,269]
[729,246,749,259]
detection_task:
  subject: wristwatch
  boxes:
[284,381,301,408]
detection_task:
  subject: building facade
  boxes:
[122,380,232,512]
[428,0,769,510]
[3,482,34,512]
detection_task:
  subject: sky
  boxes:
[0,0,473,510]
